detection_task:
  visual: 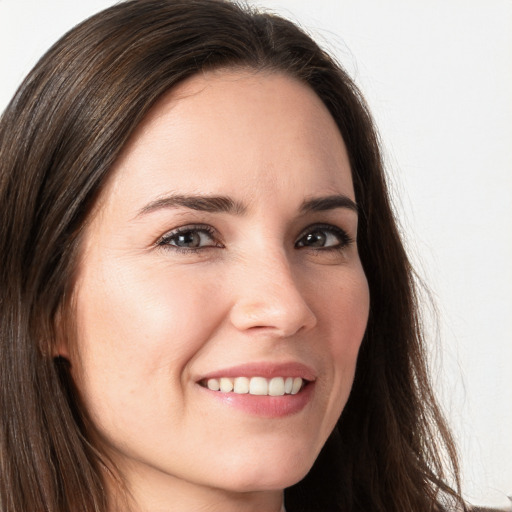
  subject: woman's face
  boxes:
[66,70,369,504]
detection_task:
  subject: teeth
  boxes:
[233,377,249,394]
[204,376,305,396]
[249,377,268,395]
[291,377,302,395]
[220,377,234,392]
[207,378,220,391]
[268,377,284,396]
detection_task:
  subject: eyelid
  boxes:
[295,223,354,248]
[154,222,354,254]
[156,223,223,249]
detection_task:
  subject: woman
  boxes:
[0,1,466,511]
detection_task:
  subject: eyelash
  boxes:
[295,223,354,252]
[156,223,354,254]
[157,224,221,254]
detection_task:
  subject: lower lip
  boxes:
[198,382,314,418]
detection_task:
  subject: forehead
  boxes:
[100,69,354,214]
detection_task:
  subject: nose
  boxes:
[228,250,317,337]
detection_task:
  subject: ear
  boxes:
[53,339,70,359]
[52,304,71,359]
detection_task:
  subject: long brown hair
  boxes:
[0,1,465,511]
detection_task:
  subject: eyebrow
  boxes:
[136,193,358,218]
[137,194,247,217]
[300,195,358,214]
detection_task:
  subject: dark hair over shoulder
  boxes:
[0,1,466,511]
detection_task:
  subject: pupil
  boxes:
[177,231,199,247]
[306,231,325,247]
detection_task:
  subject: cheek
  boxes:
[70,260,223,409]
[320,263,369,352]
[318,266,369,411]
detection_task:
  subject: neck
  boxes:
[105,464,285,512]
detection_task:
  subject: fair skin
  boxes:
[62,70,370,512]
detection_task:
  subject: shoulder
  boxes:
[470,507,512,512]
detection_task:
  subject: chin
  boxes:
[220,470,310,494]
[209,448,317,493]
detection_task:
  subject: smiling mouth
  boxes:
[199,376,307,396]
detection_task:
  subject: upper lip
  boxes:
[196,362,317,382]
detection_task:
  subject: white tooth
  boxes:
[220,377,234,392]
[234,377,249,394]
[207,378,220,391]
[249,376,268,395]
[284,377,293,394]
[291,377,303,395]
[269,377,285,396]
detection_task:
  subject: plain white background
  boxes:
[1,0,510,507]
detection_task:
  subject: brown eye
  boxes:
[295,225,352,250]
[301,231,327,247]
[158,225,220,251]
[173,230,202,248]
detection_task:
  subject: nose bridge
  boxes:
[229,243,317,336]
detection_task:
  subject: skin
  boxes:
[61,70,370,512]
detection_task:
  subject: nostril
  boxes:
[229,296,316,337]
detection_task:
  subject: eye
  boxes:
[295,224,352,250]
[157,225,222,251]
